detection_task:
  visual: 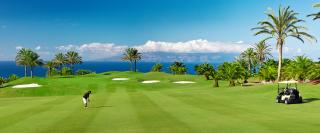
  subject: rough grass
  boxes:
[0,72,320,133]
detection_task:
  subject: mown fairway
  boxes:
[0,72,320,133]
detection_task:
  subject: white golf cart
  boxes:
[276,80,303,104]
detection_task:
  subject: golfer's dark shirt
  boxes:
[83,92,90,99]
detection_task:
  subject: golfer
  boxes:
[82,91,92,108]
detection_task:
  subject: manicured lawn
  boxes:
[0,72,320,133]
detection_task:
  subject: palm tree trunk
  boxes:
[134,60,137,72]
[214,79,219,87]
[60,64,62,76]
[130,61,133,71]
[205,75,209,80]
[248,59,251,74]
[24,65,27,77]
[30,67,33,78]
[48,68,51,77]
[277,44,283,82]
[71,64,74,75]
[230,80,235,86]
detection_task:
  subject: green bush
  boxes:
[8,74,19,82]
[77,69,93,75]
[151,63,162,72]
[0,77,5,88]
[50,68,60,76]
[61,67,72,76]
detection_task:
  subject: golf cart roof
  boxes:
[278,80,298,84]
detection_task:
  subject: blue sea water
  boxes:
[0,61,219,78]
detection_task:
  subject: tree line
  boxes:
[15,48,83,77]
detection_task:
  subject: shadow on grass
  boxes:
[303,98,320,103]
[58,76,75,78]
[90,105,113,108]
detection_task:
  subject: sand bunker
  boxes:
[141,80,160,84]
[112,78,129,81]
[173,81,196,84]
[12,83,42,89]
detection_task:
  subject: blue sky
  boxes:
[0,0,319,61]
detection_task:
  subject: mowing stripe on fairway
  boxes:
[128,89,194,133]
[0,96,72,130]
[86,86,145,133]
[43,93,112,133]
[144,91,277,133]
[0,96,79,133]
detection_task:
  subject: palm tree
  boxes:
[194,63,214,80]
[218,62,242,86]
[151,63,163,72]
[253,41,272,66]
[211,67,221,87]
[53,53,66,75]
[283,56,314,82]
[15,48,31,77]
[28,51,43,78]
[259,64,277,82]
[308,63,320,80]
[65,51,82,74]
[122,48,142,72]
[241,48,256,74]
[44,61,56,77]
[15,48,42,78]
[170,61,187,75]
[308,3,320,20]
[252,6,316,81]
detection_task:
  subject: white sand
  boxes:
[112,78,129,81]
[12,83,42,89]
[173,81,196,84]
[141,80,160,84]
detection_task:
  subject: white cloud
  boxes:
[235,40,244,44]
[35,46,41,50]
[56,45,79,51]
[57,39,250,60]
[57,43,127,60]
[16,46,23,50]
[134,39,249,53]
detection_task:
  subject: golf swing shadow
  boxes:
[90,105,113,108]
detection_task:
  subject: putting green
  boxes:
[0,72,320,133]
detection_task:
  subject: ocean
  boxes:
[0,61,219,78]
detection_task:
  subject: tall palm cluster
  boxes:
[48,51,83,76]
[194,4,320,86]
[15,48,43,77]
[252,6,316,81]
[15,48,82,78]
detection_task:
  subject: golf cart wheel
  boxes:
[299,97,303,103]
[276,98,281,103]
[285,99,289,104]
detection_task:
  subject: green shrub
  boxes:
[50,68,60,76]
[61,67,72,76]
[0,77,5,88]
[8,74,19,82]
[170,62,187,75]
[151,63,162,72]
[77,69,93,75]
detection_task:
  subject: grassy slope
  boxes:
[0,72,320,133]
